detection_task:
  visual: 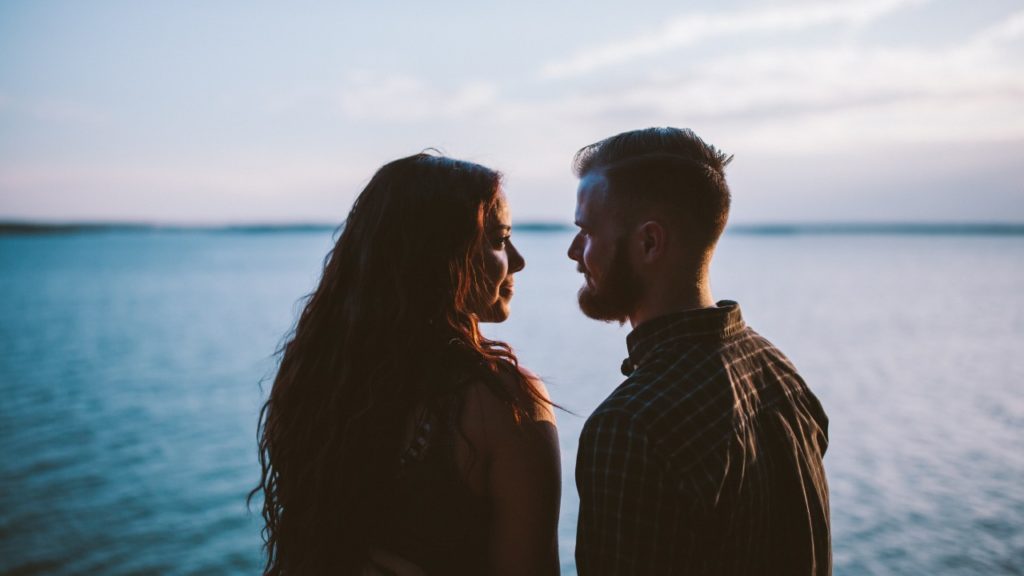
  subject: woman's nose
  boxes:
[509,241,525,273]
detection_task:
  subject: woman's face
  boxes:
[475,192,525,323]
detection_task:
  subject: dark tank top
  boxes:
[369,393,489,575]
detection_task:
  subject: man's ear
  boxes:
[637,220,667,263]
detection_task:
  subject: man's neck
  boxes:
[628,281,715,329]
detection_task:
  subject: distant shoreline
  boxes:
[2,221,1024,236]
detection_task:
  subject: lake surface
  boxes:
[1,229,1022,575]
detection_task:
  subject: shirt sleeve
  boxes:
[575,410,691,575]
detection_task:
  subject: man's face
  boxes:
[567,173,643,323]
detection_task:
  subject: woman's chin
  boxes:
[477,302,511,324]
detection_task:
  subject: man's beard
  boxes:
[577,236,643,324]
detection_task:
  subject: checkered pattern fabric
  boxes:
[576,301,831,575]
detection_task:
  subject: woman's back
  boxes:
[370,386,488,574]
[372,367,559,576]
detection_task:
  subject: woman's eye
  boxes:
[495,236,511,248]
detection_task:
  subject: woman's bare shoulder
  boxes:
[509,365,556,426]
[459,365,556,453]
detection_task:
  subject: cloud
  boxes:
[540,0,930,79]
[965,9,1024,52]
[339,73,498,122]
[317,4,1024,170]
[516,8,1024,153]
[563,44,1021,113]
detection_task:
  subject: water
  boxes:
[1,229,1022,575]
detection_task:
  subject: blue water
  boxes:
[1,230,1022,575]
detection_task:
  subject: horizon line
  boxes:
[3,220,1024,236]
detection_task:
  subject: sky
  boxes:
[0,0,1022,225]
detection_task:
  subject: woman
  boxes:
[252,153,561,575]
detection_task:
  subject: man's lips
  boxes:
[577,264,592,281]
[576,264,593,284]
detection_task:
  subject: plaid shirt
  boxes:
[576,301,831,575]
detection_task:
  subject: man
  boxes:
[568,127,831,575]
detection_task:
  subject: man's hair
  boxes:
[573,127,734,252]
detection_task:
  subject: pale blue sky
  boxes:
[1,0,1022,224]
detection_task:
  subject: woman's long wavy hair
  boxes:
[251,153,540,574]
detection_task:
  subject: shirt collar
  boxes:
[621,300,746,375]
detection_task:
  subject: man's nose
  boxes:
[567,233,582,261]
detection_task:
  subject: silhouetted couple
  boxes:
[252,127,831,575]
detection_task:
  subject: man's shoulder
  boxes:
[619,335,746,414]
[580,327,808,463]
[740,327,801,371]
[580,364,735,455]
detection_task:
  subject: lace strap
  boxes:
[398,415,434,469]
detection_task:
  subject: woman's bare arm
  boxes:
[465,368,561,576]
